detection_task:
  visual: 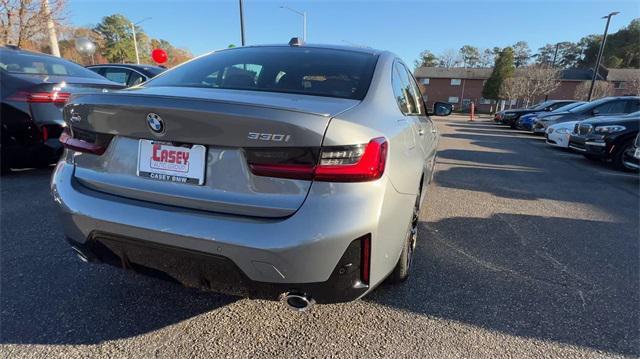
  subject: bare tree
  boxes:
[0,0,66,47]
[574,81,614,100]
[517,65,561,106]
[438,49,461,68]
[499,77,525,108]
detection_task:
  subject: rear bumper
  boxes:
[5,138,62,166]
[51,160,414,303]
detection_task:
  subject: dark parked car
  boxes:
[86,64,165,87]
[495,100,577,128]
[532,96,640,134]
[516,101,585,131]
[568,112,640,171]
[622,133,640,170]
[0,46,124,173]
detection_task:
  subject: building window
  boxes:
[421,78,430,85]
[479,97,491,105]
[448,96,459,104]
[450,78,462,86]
[510,99,518,105]
[614,81,625,89]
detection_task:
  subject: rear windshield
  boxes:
[0,50,105,79]
[145,46,379,100]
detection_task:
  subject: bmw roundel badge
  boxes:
[146,113,164,134]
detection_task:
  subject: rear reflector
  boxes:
[59,128,110,155]
[361,234,371,285]
[247,137,387,183]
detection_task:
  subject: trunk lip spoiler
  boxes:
[69,89,362,118]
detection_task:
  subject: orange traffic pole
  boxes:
[470,102,475,121]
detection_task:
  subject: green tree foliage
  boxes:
[482,47,515,100]
[94,14,143,63]
[512,41,531,67]
[459,45,480,68]
[413,50,439,68]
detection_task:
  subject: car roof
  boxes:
[223,43,385,56]
[0,45,62,60]
[87,63,165,71]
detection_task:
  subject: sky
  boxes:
[69,0,640,65]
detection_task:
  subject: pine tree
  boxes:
[482,47,515,100]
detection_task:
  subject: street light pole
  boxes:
[587,11,619,101]
[131,17,152,64]
[239,0,246,46]
[280,5,307,41]
[545,43,561,101]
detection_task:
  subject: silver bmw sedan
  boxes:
[51,40,451,310]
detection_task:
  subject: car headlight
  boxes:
[544,115,562,121]
[594,125,626,133]
[555,128,570,134]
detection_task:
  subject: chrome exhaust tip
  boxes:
[282,292,315,312]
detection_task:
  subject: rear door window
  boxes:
[0,50,105,79]
[103,68,131,85]
[596,100,627,114]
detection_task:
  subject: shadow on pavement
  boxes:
[0,169,238,345]
[368,214,640,356]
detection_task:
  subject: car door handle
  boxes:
[431,128,437,134]
[418,129,425,136]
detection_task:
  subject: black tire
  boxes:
[0,146,10,176]
[612,141,636,172]
[387,195,419,284]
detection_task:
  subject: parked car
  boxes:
[532,96,640,134]
[545,120,580,148]
[51,41,453,310]
[568,112,640,171]
[497,100,577,128]
[517,101,585,131]
[0,46,124,174]
[622,133,640,170]
[86,63,165,87]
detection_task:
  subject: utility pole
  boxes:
[280,5,307,42]
[239,0,246,46]
[588,11,619,101]
[545,43,560,101]
[43,0,60,57]
[131,18,151,64]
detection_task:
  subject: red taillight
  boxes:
[361,235,371,285]
[247,137,388,183]
[59,128,109,155]
[40,126,49,142]
[27,91,71,104]
[7,91,70,104]
[315,137,387,182]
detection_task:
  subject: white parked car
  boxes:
[546,121,579,148]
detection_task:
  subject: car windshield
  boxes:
[552,102,584,113]
[0,50,105,79]
[145,46,379,100]
[568,97,612,113]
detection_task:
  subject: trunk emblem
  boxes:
[147,113,165,134]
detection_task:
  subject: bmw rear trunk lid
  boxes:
[65,87,359,218]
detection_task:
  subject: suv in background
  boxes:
[568,112,640,171]
[532,96,640,134]
[86,64,165,87]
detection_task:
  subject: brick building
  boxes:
[414,67,639,113]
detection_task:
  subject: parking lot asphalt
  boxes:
[1,115,638,358]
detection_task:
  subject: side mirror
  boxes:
[432,101,453,116]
